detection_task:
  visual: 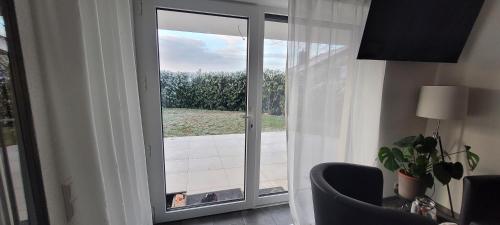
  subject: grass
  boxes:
[163,108,285,137]
[1,126,17,146]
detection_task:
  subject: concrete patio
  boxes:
[5,145,28,221]
[164,131,287,196]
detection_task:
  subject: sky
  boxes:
[0,17,5,37]
[158,29,287,73]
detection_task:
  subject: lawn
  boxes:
[163,108,285,137]
[1,126,16,146]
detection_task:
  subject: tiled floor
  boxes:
[5,145,28,221]
[159,204,293,225]
[164,131,287,195]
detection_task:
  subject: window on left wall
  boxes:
[0,0,49,224]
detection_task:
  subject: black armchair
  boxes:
[310,162,437,225]
[459,175,500,225]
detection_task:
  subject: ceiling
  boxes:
[157,9,288,40]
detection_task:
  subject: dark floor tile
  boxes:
[181,216,214,225]
[156,205,292,225]
[210,211,245,225]
[242,208,276,225]
[156,215,213,225]
[265,205,293,225]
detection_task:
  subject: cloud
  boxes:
[264,39,287,70]
[158,31,247,72]
[157,30,288,72]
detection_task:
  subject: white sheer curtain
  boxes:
[19,0,152,224]
[287,0,386,224]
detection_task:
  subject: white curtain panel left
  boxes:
[17,0,152,224]
[287,0,386,224]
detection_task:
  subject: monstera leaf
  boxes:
[412,155,429,177]
[433,162,451,184]
[379,147,403,171]
[433,162,464,185]
[450,162,464,179]
[416,137,438,154]
[465,145,480,171]
[421,173,434,188]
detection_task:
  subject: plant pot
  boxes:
[397,170,426,200]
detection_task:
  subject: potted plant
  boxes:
[378,135,479,200]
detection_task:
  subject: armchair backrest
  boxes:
[310,163,437,225]
[460,175,500,225]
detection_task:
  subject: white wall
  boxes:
[424,0,500,213]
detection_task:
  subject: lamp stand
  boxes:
[434,120,455,218]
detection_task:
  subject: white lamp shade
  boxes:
[416,86,469,120]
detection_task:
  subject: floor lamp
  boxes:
[416,86,469,218]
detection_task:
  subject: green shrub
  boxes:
[262,69,285,115]
[1,55,14,122]
[160,70,285,114]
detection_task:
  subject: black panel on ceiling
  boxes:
[357,0,485,63]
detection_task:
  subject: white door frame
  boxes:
[134,0,287,223]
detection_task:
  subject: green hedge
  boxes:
[1,56,14,122]
[262,70,285,115]
[160,69,285,115]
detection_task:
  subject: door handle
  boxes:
[240,115,253,128]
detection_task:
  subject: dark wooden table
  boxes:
[383,196,459,224]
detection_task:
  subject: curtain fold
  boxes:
[287,1,386,224]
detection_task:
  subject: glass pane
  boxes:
[0,14,29,223]
[157,9,248,209]
[259,19,288,196]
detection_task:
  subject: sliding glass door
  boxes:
[0,0,49,223]
[134,0,287,222]
[259,15,288,198]
[158,9,248,210]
